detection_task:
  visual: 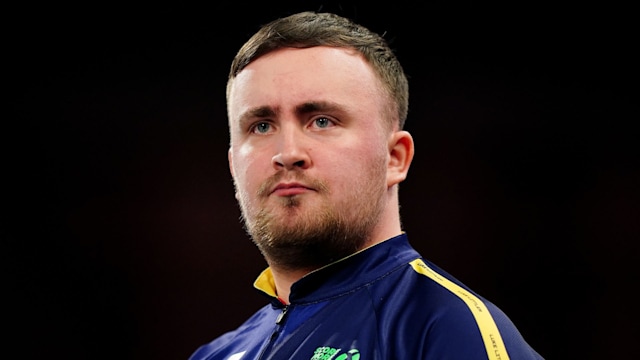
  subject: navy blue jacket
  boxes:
[190,234,544,359]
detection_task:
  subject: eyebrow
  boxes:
[237,101,344,128]
[245,106,277,119]
[295,101,343,116]
[237,106,278,128]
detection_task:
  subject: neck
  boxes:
[268,266,312,304]
[269,235,403,304]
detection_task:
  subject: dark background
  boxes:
[5,2,638,359]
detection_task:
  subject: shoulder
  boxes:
[376,258,544,359]
[189,304,278,360]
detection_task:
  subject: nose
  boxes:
[271,126,311,170]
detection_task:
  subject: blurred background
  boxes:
[5,1,637,359]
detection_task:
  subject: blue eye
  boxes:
[314,117,332,128]
[253,122,271,134]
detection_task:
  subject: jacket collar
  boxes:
[254,233,420,304]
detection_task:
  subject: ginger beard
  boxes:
[234,155,389,271]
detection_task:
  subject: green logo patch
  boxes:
[311,347,360,360]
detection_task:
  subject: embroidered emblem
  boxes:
[310,347,360,360]
[336,349,360,360]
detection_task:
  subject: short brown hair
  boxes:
[227,11,409,129]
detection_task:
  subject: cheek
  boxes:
[232,150,264,190]
[323,143,385,184]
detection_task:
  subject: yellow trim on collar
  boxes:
[253,267,278,297]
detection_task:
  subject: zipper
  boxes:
[258,305,290,359]
[275,305,289,325]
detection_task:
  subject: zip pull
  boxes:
[275,305,289,325]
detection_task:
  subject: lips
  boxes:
[271,182,313,196]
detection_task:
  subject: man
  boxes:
[191,11,544,360]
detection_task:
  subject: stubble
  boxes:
[237,161,387,271]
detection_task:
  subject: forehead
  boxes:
[227,46,385,122]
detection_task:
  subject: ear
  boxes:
[387,130,414,188]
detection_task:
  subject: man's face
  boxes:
[227,46,394,269]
